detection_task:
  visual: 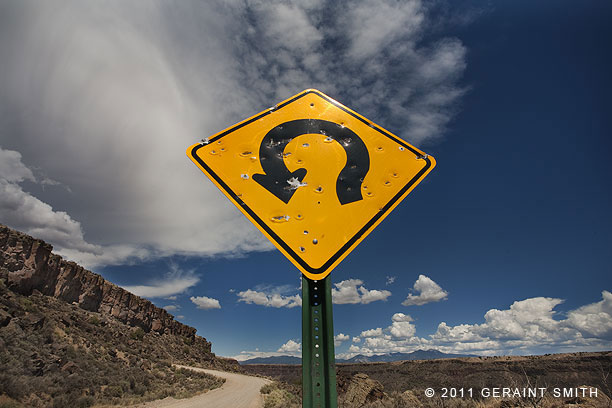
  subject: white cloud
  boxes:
[564,290,612,339]
[331,279,391,305]
[402,275,448,306]
[342,292,612,359]
[386,276,396,286]
[190,296,221,310]
[360,328,384,338]
[0,148,35,183]
[334,333,350,346]
[0,147,103,257]
[237,288,302,308]
[352,337,361,343]
[232,339,302,361]
[0,1,467,267]
[341,0,424,60]
[122,264,199,298]
[163,305,179,312]
[278,340,301,353]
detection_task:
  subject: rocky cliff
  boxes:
[0,224,200,340]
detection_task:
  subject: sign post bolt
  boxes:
[302,275,338,408]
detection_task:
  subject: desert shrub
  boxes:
[104,385,123,398]
[87,316,100,326]
[19,298,36,312]
[262,383,300,408]
[260,383,276,394]
[130,328,145,341]
[0,394,24,408]
[74,396,94,408]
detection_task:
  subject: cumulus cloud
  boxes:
[361,328,384,338]
[237,288,302,308]
[278,339,301,353]
[339,292,612,359]
[0,0,467,267]
[334,333,350,346]
[122,264,199,298]
[232,339,302,361]
[332,279,392,305]
[190,295,221,310]
[0,147,103,257]
[402,275,448,306]
[162,305,179,312]
[565,291,612,339]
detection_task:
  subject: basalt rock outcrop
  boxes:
[0,224,200,340]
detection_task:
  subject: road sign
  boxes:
[187,89,435,280]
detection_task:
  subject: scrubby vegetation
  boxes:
[249,352,612,408]
[0,279,227,407]
[261,382,300,408]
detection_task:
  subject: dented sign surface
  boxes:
[187,89,436,280]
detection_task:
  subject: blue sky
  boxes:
[1,0,611,360]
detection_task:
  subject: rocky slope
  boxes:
[1,224,194,338]
[0,224,238,407]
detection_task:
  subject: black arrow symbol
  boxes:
[252,119,370,205]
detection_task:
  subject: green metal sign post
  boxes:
[302,275,338,408]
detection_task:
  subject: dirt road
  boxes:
[133,366,271,408]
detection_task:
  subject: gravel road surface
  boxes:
[132,365,271,408]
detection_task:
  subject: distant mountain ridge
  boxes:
[340,349,476,363]
[239,349,476,365]
[240,355,302,365]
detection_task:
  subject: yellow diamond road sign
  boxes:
[187,89,436,280]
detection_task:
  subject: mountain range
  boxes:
[239,349,476,365]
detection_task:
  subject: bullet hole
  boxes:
[271,215,290,222]
[303,230,309,235]
[399,146,405,151]
[302,143,310,147]
[241,174,249,180]
[299,246,306,252]
[312,239,318,245]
